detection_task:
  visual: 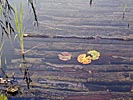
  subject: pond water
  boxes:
[0,0,133,99]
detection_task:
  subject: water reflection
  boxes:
[22,55,32,89]
[28,0,38,26]
[0,0,133,99]
[90,0,93,6]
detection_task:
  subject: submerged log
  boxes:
[24,33,133,41]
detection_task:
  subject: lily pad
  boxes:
[77,54,92,64]
[58,52,72,61]
[88,50,100,60]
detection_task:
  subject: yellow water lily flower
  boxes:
[88,50,100,60]
[77,54,92,64]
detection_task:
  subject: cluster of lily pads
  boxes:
[58,50,100,64]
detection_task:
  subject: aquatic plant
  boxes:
[0,42,3,68]
[87,50,100,60]
[14,2,25,56]
[0,0,14,39]
[0,0,37,40]
[77,54,92,64]
[14,2,33,89]
[0,4,2,15]
[0,93,7,100]
[122,0,127,20]
[58,52,72,61]
[77,50,100,64]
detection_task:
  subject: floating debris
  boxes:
[0,78,6,84]
[6,86,20,95]
[0,78,10,84]
[23,33,29,37]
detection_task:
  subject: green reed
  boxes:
[0,42,3,68]
[0,0,14,39]
[0,4,2,15]
[14,2,25,56]
[14,3,32,89]
[122,0,127,20]
[122,0,130,29]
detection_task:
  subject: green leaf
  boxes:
[14,4,19,34]
[20,2,23,34]
[14,2,24,54]
[0,42,4,68]
[0,94,8,100]
[87,50,100,60]
[0,4,2,15]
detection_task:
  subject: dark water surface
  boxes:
[1,0,133,99]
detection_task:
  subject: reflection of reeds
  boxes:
[90,0,93,6]
[128,20,130,29]
[28,0,38,26]
[14,2,25,56]
[122,1,126,20]
[24,67,32,89]
[122,1,130,29]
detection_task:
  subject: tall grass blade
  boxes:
[0,4,2,15]
[14,2,24,55]
[122,0,127,20]
[14,5,19,35]
[0,42,4,68]
[20,2,23,35]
